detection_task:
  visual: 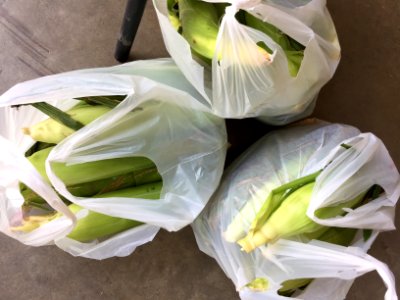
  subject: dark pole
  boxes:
[114,0,147,62]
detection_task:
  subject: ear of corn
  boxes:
[95,181,163,199]
[66,204,143,242]
[27,146,161,187]
[226,171,320,247]
[238,182,316,252]
[66,182,162,242]
[24,103,112,144]
[223,183,276,243]
[23,145,161,211]
[170,1,304,73]
[15,97,165,244]
[14,182,163,241]
[238,182,367,252]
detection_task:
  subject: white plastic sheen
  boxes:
[0,59,227,259]
[153,0,340,124]
[192,122,399,300]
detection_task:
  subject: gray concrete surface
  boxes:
[0,0,399,299]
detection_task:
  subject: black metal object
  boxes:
[114,0,147,62]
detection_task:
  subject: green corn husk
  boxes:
[23,103,112,144]
[238,177,367,252]
[14,182,163,241]
[27,146,161,188]
[66,204,143,242]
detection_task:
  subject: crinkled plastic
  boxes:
[0,58,227,260]
[153,0,340,124]
[192,122,400,299]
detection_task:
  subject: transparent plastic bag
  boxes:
[192,121,400,299]
[0,58,227,259]
[153,0,340,124]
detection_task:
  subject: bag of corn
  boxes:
[193,121,399,299]
[0,58,227,259]
[153,0,340,124]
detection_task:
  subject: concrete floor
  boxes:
[0,0,399,299]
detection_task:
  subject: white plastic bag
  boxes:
[0,58,227,259]
[192,121,400,299]
[153,0,340,124]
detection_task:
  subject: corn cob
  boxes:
[172,1,303,69]
[13,182,162,242]
[66,204,142,242]
[23,103,112,144]
[27,146,161,188]
[20,159,162,207]
[224,170,321,243]
[238,180,367,252]
[176,0,271,64]
[66,182,162,242]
